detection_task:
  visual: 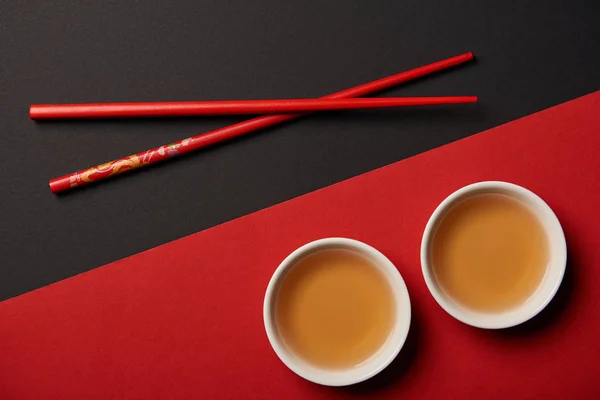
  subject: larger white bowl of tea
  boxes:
[263,238,411,386]
[421,181,567,329]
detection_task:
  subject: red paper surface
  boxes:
[2,92,600,399]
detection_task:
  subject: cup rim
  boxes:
[263,237,412,386]
[420,181,567,329]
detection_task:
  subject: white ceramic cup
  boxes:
[263,238,411,386]
[420,181,567,329]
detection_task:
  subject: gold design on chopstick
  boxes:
[78,155,141,183]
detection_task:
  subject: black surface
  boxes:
[1,1,599,301]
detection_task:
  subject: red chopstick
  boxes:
[49,52,474,193]
[31,96,477,119]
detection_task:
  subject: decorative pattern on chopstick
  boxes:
[67,141,190,188]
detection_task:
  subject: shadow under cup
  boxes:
[263,238,411,386]
[420,181,567,329]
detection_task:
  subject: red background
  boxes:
[1,92,599,399]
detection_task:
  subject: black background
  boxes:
[1,1,599,301]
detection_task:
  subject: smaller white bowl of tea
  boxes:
[421,181,567,329]
[263,238,411,386]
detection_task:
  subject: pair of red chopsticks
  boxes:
[37,52,476,193]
